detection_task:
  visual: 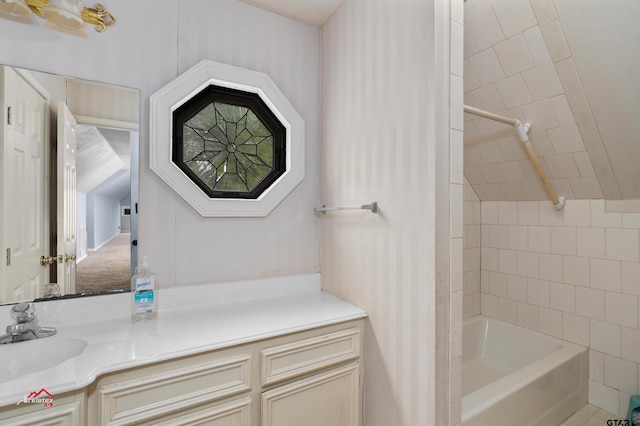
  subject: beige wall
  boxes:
[320,0,463,424]
[478,199,640,417]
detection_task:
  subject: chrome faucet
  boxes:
[0,303,57,344]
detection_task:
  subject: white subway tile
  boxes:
[592,200,622,228]
[517,301,539,330]
[621,327,640,364]
[606,200,640,213]
[621,262,640,297]
[623,213,640,229]
[538,307,562,338]
[605,292,638,329]
[573,152,596,177]
[588,380,620,415]
[507,274,528,302]
[604,355,638,395]
[528,226,551,253]
[569,177,604,199]
[465,7,506,52]
[554,58,583,95]
[550,281,575,313]
[590,350,605,383]
[498,201,518,225]
[489,271,508,297]
[529,0,557,25]
[481,201,499,224]
[579,122,605,153]
[468,48,506,86]
[590,319,621,357]
[563,200,591,227]
[494,34,535,76]
[549,95,575,127]
[481,247,498,271]
[540,19,571,62]
[518,251,539,278]
[563,313,589,346]
[527,278,550,307]
[492,0,537,38]
[522,62,564,101]
[547,124,586,154]
[481,293,498,318]
[606,228,640,262]
[489,224,509,248]
[496,135,528,161]
[497,297,517,323]
[472,84,506,113]
[520,99,560,131]
[464,293,481,319]
[508,225,528,250]
[591,258,622,292]
[498,249,518,275]
[567,92,595,125]
[517,201,539,225]
[551,227,577,255]
[562,256,590,287]
[523,26,551,65]
[539,201,563,226]
[499,183,526,201]
[577,228,606,259]
[539,253,563,282]
[545,153,580,179]
[575,287,605,321]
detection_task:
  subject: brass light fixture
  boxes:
[0,0,115,32]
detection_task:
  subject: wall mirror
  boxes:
[0,64,139,306]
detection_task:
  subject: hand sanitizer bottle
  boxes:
[131,255,158,322]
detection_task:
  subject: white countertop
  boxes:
[0,274,366,407]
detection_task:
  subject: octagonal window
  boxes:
[172,85,286,199]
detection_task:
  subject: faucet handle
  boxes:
[11,303,35,324]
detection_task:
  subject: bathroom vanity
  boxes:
[0,274,366,425]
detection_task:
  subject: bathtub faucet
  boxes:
[0,303,57,344]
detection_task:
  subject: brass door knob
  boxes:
[40,256,56,266]
[65,254,76,261]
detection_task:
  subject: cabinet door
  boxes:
[0,401,83,426]
[146,396,251,426]
[261,363,360,426]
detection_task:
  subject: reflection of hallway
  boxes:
[76,232,130,294]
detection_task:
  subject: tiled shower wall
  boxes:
[463,178,481,319]
[476,198,640,417]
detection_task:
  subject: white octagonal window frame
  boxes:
[150,60,305,217]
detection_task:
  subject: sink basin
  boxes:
[0,338,87,382]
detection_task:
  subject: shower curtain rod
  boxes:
[464,104,566,210]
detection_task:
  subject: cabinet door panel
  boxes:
[0,401,82,426]
[150,396,251,426]
[98,353,251,425]
[261,363,360,426]
[261,328,360,386]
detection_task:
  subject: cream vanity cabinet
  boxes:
[84,318,364,426]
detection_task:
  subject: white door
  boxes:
[57,101,77,295]
[0,66,48,304]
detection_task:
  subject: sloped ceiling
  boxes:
[76,126,128,195]
[463,0,639,201]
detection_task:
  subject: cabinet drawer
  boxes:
[261,328,360,386]
[98,353,251,425]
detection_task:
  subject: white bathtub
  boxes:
[461,316,588,426]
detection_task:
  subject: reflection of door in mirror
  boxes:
[74,124,135,294]
[0,66,48,304]
[0,66,139,305]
